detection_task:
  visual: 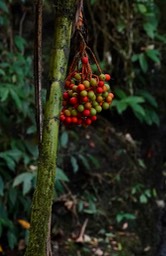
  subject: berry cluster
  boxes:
[60,54,114,126]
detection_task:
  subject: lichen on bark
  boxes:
[24,1,77,256]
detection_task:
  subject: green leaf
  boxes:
[56,167,69,182]
[0,87,9,101]
[118,211,130,223]
[13,172,34,195]
[137,4,147,14]
[78,154,90,170]
[14,36,26,52]
[131,54,139,62]
[0,152,16,171]
[7,231,17,250]
[111,100,128,114]
[60,131,68,148]
[10,89,22,110]
[143,23,156,39]
[144,189,151,198]
[87,155,100,168]
[139,53,148,73]
[116,213,124,223]
[140,194,148,204]
[114,88,127,99]
[90,0,96,5]
[0,1,8,13]
[0,176,4,196]
[131,103,146,117]
[138,90,158,108]
[124,96,145,104]
[0,69,5,76]
[145,49,160,63]
[156,33,166,43]
[0,204,8,219]
[116,21,125,33]
[26,125,37,134]
[141,107,159,126]
[8,187,17,205]
[71,156,79,173]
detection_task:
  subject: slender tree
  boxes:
[25,1,77,255]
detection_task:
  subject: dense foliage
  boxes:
[0,0,166,255]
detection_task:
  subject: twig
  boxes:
[19,11,27,37]
[75,218,89,242]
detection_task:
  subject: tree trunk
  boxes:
[25,1,76,256]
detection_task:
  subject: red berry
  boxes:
[81,56,88,64]
[65,80,71,88]
[98,81,104,87]
[66,117,72,123]
[69,97,78,105]
[83,109,90,116]
[62,101,67,106]
[69,83,75,89]
[96,87,103,94]
[77,84,85,91]
[85,118,92,125]
[91,115,97,121]
[105,74,111,81]
[63,92,69,100]
[81,96,89,102]
[71,117,78,123]
[60,115,66,122]
[77,118,83,125]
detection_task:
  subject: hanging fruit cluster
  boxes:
[60,37,114,126]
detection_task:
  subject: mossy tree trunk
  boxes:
[25,1,77,256]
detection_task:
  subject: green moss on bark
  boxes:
[25,1,76,256]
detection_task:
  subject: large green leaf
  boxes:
[111,100,128,114]
[138,90,158,107]
[124,96,145,104]
[56,167,69,182]
[13,172,35,195]
[145,49,160,63]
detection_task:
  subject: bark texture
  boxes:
[25,1,76,255]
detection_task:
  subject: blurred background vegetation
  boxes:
[0,0,166,255]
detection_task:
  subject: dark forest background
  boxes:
[0,0,166,255]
